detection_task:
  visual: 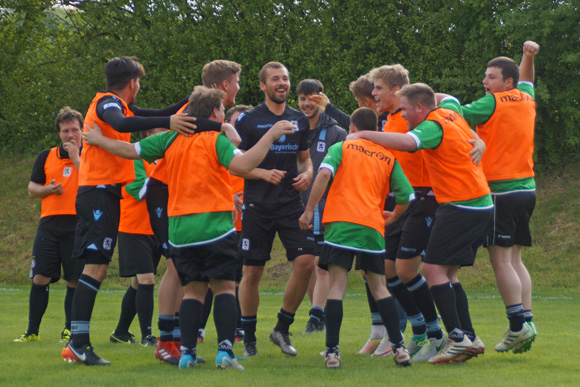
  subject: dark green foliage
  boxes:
[1,0,578,168]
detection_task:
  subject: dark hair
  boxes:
[226,104,252,123]
[187,86,226,118]
[105,56,146,90]
[202,60,242,88]
[396,83,436,109]
[351,107,378,132]
[349,75,374,100]
[296,79,324,95]
[55,106,83,132]
[259,62,287,84]
[487,56,519,85]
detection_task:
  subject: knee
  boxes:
[294,255,314,274]
[65,280,78,288]
[32,275,51,286]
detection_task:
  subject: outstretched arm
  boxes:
[83,122,140,160]
[519,40,540,83]
[347,131,417,152]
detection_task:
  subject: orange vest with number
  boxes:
[40,147,79,218]
[118,160,156,235]
[423,108,490,203]
[79,92,134,186]
[165,131,233,217]
[383,110,431,188]
[322,139,395,235]
[476,88,536,181]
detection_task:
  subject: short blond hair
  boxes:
[396,83,436,109]
[369,64,410,89]
[187,86,226,118]
[348,75,374,100]
[201,60,242,88]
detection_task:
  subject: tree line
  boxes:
[1,0,578,169]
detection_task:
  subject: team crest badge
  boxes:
[317,142,325,152]
[63,167,72,177]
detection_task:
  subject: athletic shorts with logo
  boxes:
[30,217,84,282]
[170,233,240,285]
[118,232,162,277]
[485,191,535,248]
[385,192,438,261]
[145,177,169,257]
[240,204,314,266]
[72,186,122,264]
[424,204,492,267]
[319,244,385,275]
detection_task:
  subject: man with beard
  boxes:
[296,79,347,333]
[236,62,314,357]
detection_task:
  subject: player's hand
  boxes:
[63,138,81,165]
[221,123,241,146]
[83,121,104,145]
[309,92,330,111]
[262,169,286,185]
[48,179,64,195]
[299,210,313,230]
[292,170,312,191]
[523,41,540,57]
[346,131,363,141]
[468,131,486,166]
[170,114,197,136]
[383,210,396,225]
[267,120,297,141]
[233,191,243,212]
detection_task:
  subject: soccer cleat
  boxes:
[270,329,297,356]
[62,344,77,363]
[155,341,181,365]
[216,350,245,370]
[412,333,447,362]
[109,331,137,344]
[66,342,111,366]
[14,333,39,343]
[235,328,245,342]
[60,329,71,343]
[495,324,533,353]
[455,336,485,362]
[513,322,537,354]
[429,335,472,364]
[325,352,341,369]
[357,337,381,355]
[406,333,427,357]
[393,346,412,367]
[371,336,393,357]
[304,319,325,333]
[179,353,199,369]
[141,334,158,346]
[197,328,205,343]
[243,341,258,357]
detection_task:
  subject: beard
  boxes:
[267,88,288,104]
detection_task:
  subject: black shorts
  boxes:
[385,194,438,261]
[235,231,243,282]
[485,191,535,248]
[72,186,121,264]
[424,204,492,267]
[319,244,385,275]
[240,205,314,266]
[170,233,240,285]
[313,234,325,256]
[30,226,84,282]
[118,232,162,277]
[146,178,170,258]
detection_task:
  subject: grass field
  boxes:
[2,285,579,386]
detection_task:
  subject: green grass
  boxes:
[2,286,579,386]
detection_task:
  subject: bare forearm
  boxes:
[305,169,331,212]
[92,137,140,160]
[28,182,51,198]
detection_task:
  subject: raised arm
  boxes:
[519,40,540,83]
[347,131,417,152]
[83,122,140,160]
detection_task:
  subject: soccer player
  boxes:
[110,129,164,347]
[296,79,347,333]
[299,107,415,369]
[61,56,224,366]
[367,64,446,360]
[236,62,314,357]
[349,83,493,364]
[15,107,83,344]
[83,86,296,370]
[148,60,243,364]
[459,41,540,353]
